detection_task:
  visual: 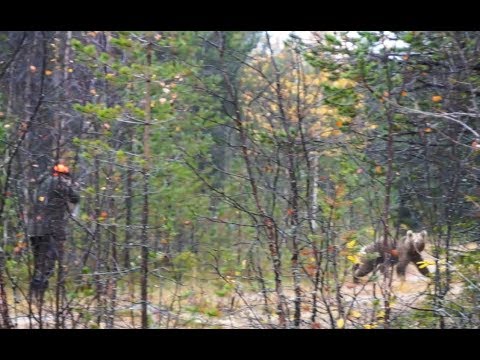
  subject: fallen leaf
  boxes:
[349,310,361,319]
[336,318,345,329]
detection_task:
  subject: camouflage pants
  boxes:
[29,235,65,298]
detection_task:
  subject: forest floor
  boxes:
[9,255,463,329]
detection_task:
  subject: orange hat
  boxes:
[53,164,70,174]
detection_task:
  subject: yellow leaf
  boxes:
[417,260,434,269]
[375,165,383,174]
[432,95,442,103]
[401,90,408,97]
[377,310,385,319]
[336,120,343,128]
[349,310,361,319]
[318,106,333,115]
[332,78,355,89]
[45,70,53,76]
[346,240,357,249]
[347,255,361,264]
[424,127,432,133]
[336,318,345,329]
[363,323,377,329]
[38,196,45,202]
[68,68,74,73]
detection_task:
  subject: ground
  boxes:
[8,257,463,329]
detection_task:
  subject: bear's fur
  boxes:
[352,240,396,284]
[396,230,430,281]
[353,230,430,283]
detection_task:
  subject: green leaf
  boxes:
[83,44,96,57]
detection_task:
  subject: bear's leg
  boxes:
[411,253,430,277]
[353,259,376,283]
[396,255,409,290]
[378,261,394,282]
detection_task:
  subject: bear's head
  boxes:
[405,230,427,253]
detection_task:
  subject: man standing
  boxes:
[27,163,79,300]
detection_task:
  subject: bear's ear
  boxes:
[406,230,413,238]
[420,230,428,238]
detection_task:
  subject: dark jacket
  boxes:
[27,175,80,239]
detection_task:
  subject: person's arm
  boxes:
[68,185,80,204]
[58,177,80,204]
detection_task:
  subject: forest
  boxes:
[0,31,479,329]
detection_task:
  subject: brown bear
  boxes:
[396,230,430,281]
[352,239,397,284]
[353,230,430,283]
